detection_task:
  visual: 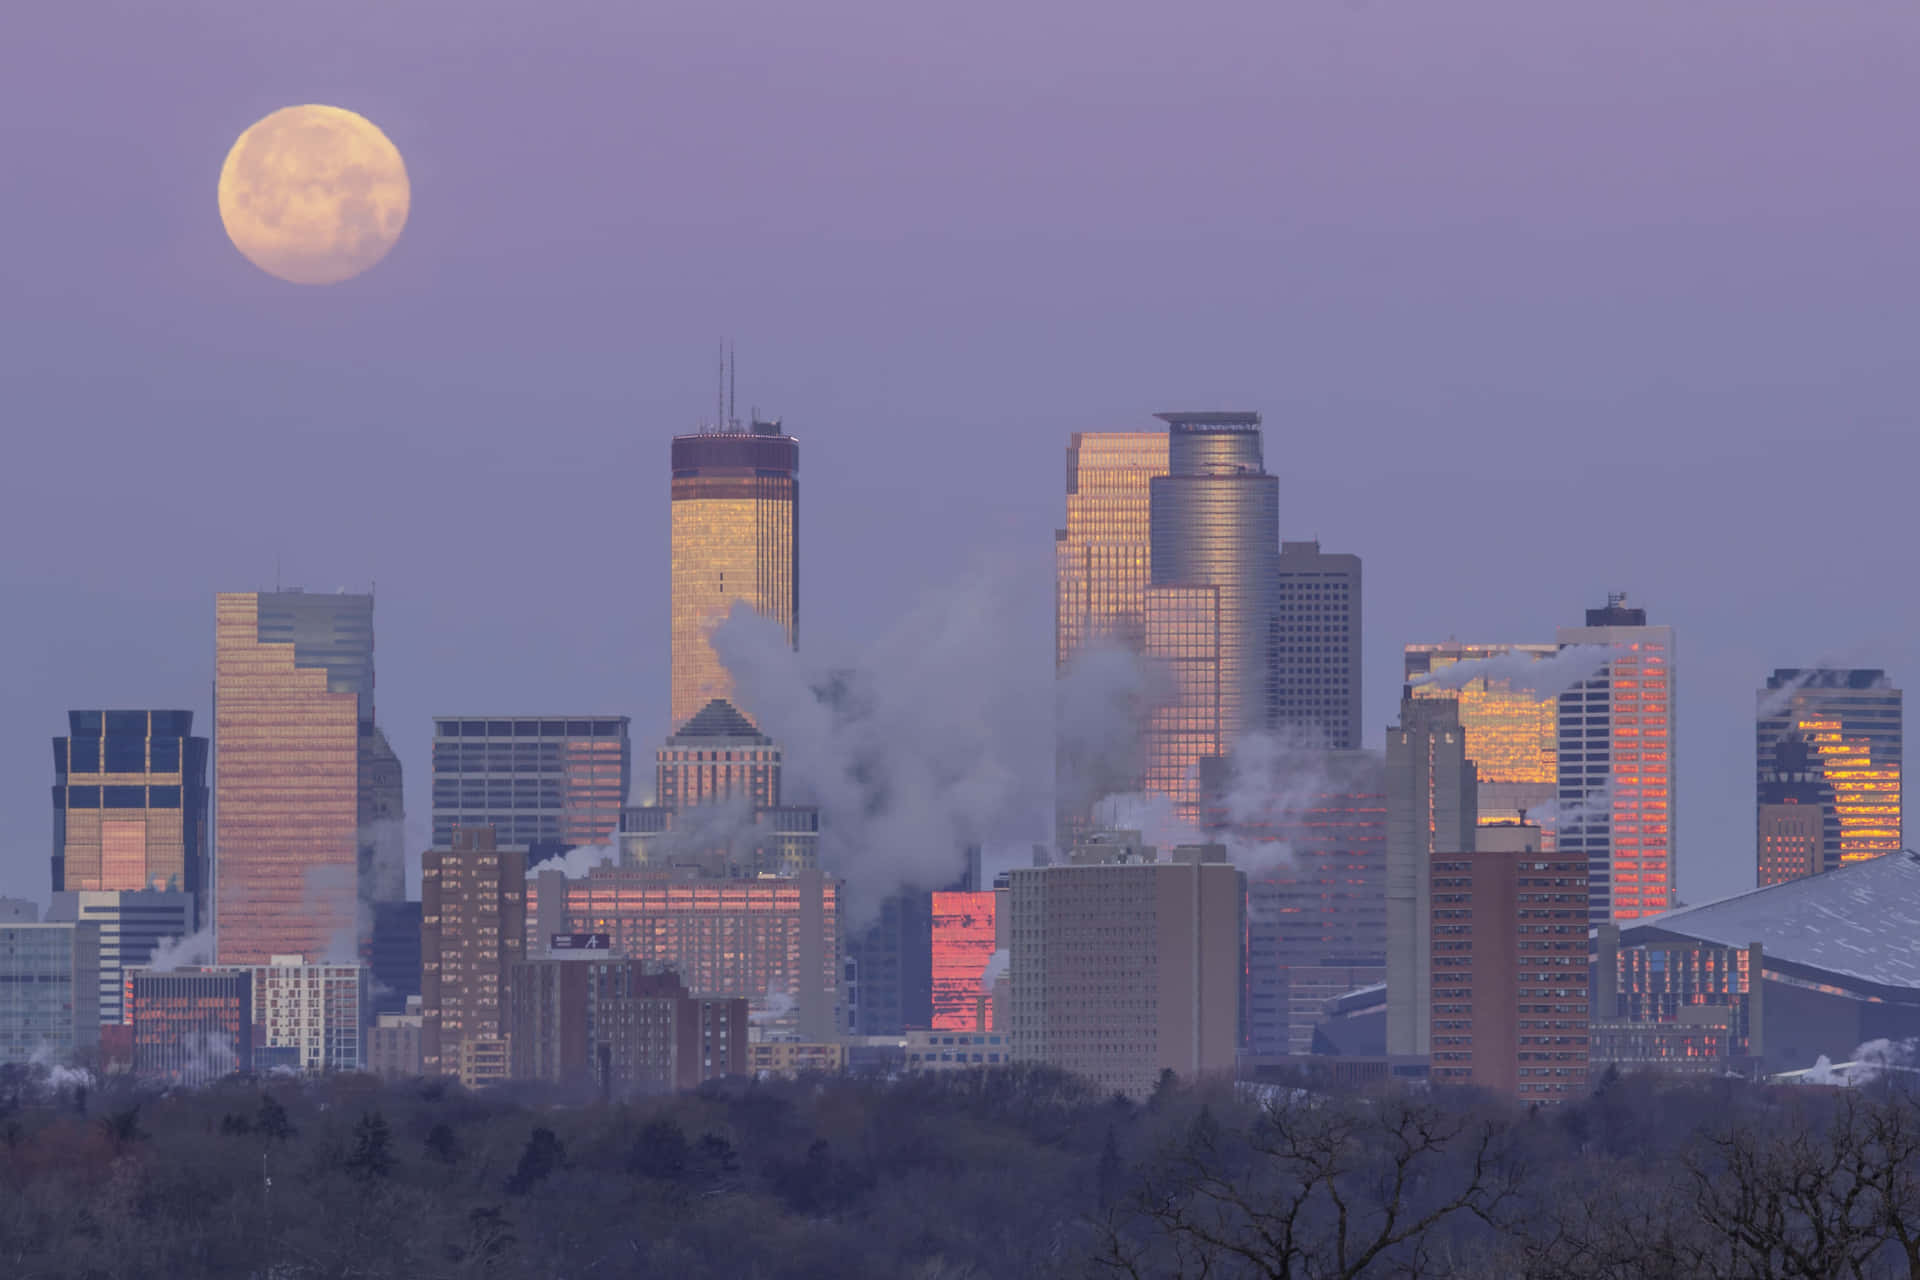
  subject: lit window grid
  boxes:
[1144,586,1222,821]
[931,892,997,1031]
[1408,647,1558,787]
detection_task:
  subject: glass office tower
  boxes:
[670,420,798,727]
[52,710,208,908]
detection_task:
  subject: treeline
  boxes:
[3,1064,1920,1278]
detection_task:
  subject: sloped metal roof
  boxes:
[1622,850,1920,994]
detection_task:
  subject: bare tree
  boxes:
[1095,1094,1521,1279]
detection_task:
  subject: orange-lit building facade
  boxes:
[528,865,840,1040]
[214,592,360,966]
[1054,431,1168,666]
[930,891,997,1031]
[1142,585,1223,822]
[51,710,208,909]
[1556,597,1674,923]
[1405,644,1558,827]
[421,827,527,1077]
[1054,430,1169,843]
[1429,826,1588,1103]
[670,422,798,727]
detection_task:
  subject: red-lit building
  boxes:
[931,891,997,1031]
[1429,825,1589,1103]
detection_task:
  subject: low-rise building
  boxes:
[368,995,424,1078]
[748,1040,845,1077]
[905,1028,1009,1071]
[251,954,364,1073]
[508,955,747,1094]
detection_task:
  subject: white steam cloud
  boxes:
[529,842,620,881]
[1411,644,1615,700]
[712,561,1053,923]
[148,927,215,973]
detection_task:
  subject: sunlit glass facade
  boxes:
[214,592,360,965]
[431,717,633,848]
[1756,670,1902,877]
[930,891,997,1031]
[1556,599,1674,924]
[1405,643,1559,829]
[670,423,798,728]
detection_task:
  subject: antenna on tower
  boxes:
[728,341,736,428]
[717,340,725,430]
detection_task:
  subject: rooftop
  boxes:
[1154,410,1261,431]
[1622,850,1920,996]
[668,699,770,743]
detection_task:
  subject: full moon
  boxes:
[217,104,410,286]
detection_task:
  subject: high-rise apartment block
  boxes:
[1556,595,1675,923]
[430,716,632,848]
[250,955,364,1073]
[214,591,374,964]
[51,710,208,910]
[529,865,840,1041]
[46,890,194,1026]
[0,923,100,1067]
[420,827,527,1077]
[127,967,250,1084]
[1385,692,1477,1057]
[1005,839,1243,1099]
[507,958,746,1094]
[670,418,799,727]
[1273,541,1362,749]
[1405,644,1559,824]
[1429,824,1588,1103]
[1756,669,1901,876]
[930,891,997,1031]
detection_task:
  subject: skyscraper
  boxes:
[420,827,527,1077]
[1054,431,1168,840]
[1144,411,1278,819]
[1273,541,1362,749]
[214,592,363,965]
[1054,431,1168,665]
[930,890,997,1031]
[51,710,208,912]
[1756,669,1902,873]
[1428,823,1588,1102]
[1405,644,1559,824]
[1556,595,1675,924]
[670,417,798,727]
[430,716,632,847]
[1385,691,1477,1057]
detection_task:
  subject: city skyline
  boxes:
[9,1,1920,920]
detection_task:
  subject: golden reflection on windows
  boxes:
[670,475,797,727]
[1055,433,1167,668]
[1799,718,1903,862]
[1407,647,1558,787]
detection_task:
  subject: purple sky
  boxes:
[3,0,1919,908]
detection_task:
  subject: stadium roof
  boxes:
[1620,850,1920,998]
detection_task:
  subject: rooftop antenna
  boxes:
[274,554,281,593]
[716,340,724,430]
[728,341,736,428]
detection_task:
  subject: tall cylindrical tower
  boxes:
[1148,411,1279,747]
